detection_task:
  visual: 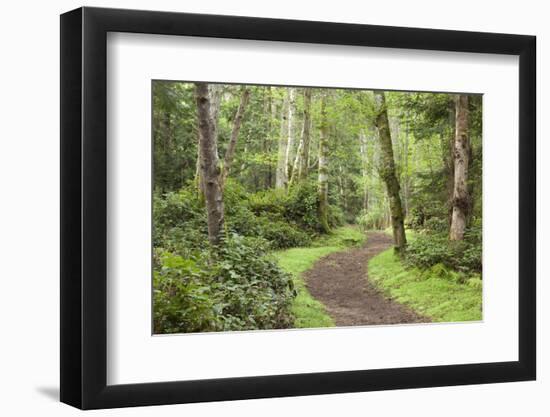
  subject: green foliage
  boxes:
[153,187,208,256]
[154,234,296,334]
[369,248,482,322]
[247,188,289,217]
[154,181,313,251]
[404,227,482,273]
[286,181,322,230]
[286,181,343,232]
[256,218,312,249]
[153,252,218,333]
[245,181,343,247]
[356,207,386,230]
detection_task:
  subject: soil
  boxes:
[304,232,429,326]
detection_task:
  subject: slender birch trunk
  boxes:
[449,95,470,241]
[275,91,290,189]
[373,91,406,252]
[290,88,312,186]
[402,114,410,217]
[284,88,296,182]
[359,131,369,211]
[318,94,331,233]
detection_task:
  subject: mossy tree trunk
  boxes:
[373,91,406,253]
[195,82,225,246]
[318,93,331,233]
[449,94,470,241]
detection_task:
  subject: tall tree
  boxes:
[284,88,296,181]
[318,93,331,233]
[196,84,223,197]
[275,91,290,189]
[290,88,312,185]
[373,91,406,252]
[195,82,225,245]
[359,131,369,211]
[221,87,250,188]
[449,94,470,241]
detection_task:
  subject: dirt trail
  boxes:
[304,232,428,326]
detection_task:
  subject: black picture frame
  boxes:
[60,6,536,410]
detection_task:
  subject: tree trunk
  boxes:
[359,131,369,211]
[275,91,290,189]
[445,100,456,227]
[373,91,406,252]
[318,94,331,233]
[284,88,296,182]
[195,82,225,246]
[402,113,410,216]
[449,95,470,241]
[196,84,223,197]
[289,88,312,186]
[221,87,250,188]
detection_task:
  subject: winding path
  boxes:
[304,232,428,326]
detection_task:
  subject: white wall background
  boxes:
[0,0,545,415]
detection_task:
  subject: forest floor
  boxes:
[304,232,429,326]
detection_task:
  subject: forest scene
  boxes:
[152,81,483,334]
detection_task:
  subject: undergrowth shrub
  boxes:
[154,234,296,334]
[256,218,311,249]
[405,228,482,274]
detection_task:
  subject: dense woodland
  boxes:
[153,81,483,334]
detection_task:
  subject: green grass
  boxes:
[274,226,366,328]
[368,248,482,322]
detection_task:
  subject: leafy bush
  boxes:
[256,218,311,249]
[247,188,289,218]
[286,181,342,232]
[248,181,341,244]
[422,217,448,233]
[153,251,219,333]
[153,187,208,256]
[212,234,296,330]
[405,229,482,273]
[154,234,296,334]
[285,181,321,230]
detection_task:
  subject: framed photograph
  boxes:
[60,6,536,410]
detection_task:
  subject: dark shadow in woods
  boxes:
[35,386,59,401]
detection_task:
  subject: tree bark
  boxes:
[289,88,312,186]
[359,131,369,211]
[318,94,331,233]
[195,82,225,246]
[449,95,470,241]
[196,84,223,197]
[275,91,290,189]
[373,91,406,252]
[445,99,456,227]
[221,87,250,188]
[284,88,296,182]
